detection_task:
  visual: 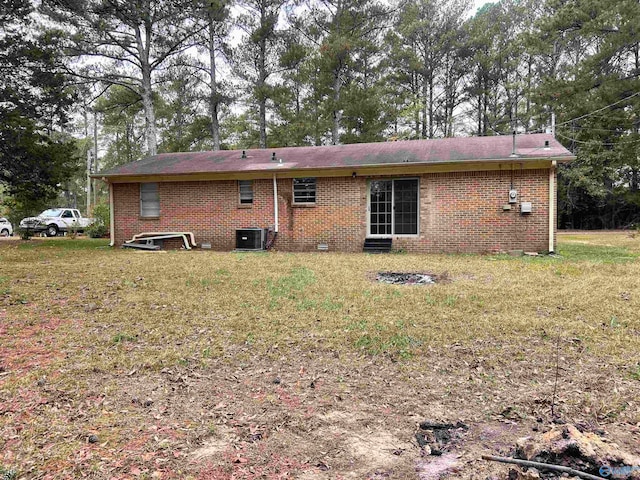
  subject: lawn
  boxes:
[1,232,639,479]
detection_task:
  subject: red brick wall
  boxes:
[112,168,554,253]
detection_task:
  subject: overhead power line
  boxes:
[555,91,640,128]
[556,131,640,147]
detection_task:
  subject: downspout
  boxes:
[109,182,115,247]
[548,161,556,253]
[272,174,279,233]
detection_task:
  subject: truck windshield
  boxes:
[41,209,63,217]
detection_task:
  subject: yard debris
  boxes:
[415,420,468,455]
[483,455,603,480]
[500,424,640,479]
[376,272,436,285]
[87,434,99,444]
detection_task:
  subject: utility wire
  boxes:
[554,91,640,128]
[556,131,640,146]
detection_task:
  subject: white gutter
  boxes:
[272,174,279,233]
[548,161,556,253]
[109,182,115,247]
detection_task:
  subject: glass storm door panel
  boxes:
[393,179,418,234]
[369,180,392,235]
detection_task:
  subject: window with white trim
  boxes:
[293,177,316,204]
[239,180,253,204]
[140,182,160,217]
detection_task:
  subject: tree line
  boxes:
[1,0,639,229]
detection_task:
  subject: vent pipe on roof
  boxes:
[271,152,276,161]
[241,150,247,159]
[544,140,550,150]
[510,131,519,158]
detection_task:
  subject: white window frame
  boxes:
[366,178,420,237]
[140,182,160,218]
[292,177,316,205]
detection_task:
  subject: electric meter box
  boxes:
[508,189,518,204]
[521,202,532,214]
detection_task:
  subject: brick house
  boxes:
[97,134,574,253]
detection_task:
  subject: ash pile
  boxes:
[415,420,468,455]
[377,272,436,285]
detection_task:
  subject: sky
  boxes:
[472,0,491,15]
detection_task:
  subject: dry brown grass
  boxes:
[1,233,639,479]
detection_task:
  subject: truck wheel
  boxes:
[0,229,8,237]
[46,224,59,237]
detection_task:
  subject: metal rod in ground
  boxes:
[481,455,605,480]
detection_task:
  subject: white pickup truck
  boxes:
[19,208,95,237]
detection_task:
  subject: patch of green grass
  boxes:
[112,333,137,344]
[350,319,420,359]
[0,467,17,480]
[17,238,110,251]
[321,296,343,311]
[297,298,318,311]
[267,267,316,300]
[557,243,639,263]
[488,241,639,264]
[424,293,437,305]
[443,294,459,307]
[355,332,420,359]
[346,318,368,332]
[0,276,10,295]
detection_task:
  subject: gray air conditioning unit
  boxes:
[236,228,265,250]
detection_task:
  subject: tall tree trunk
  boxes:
[258,9,268,149]
[332,69,342,145]
[136,20,158,156]
[482,76,488,136]
[141,67,157,156]
[412,72,420,137]
[208,17,221,150]
[428,74,434,138]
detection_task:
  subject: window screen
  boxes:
[239,180,253,204]
[293,178,316,204]
[140,183,160,217]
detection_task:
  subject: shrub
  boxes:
[86,203,110,238]
[16,227,34,240]
[86,223,108,238]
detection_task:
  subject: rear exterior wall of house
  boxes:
[111,167,554,253]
